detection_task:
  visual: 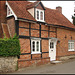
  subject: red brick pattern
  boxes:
[49,32,56,37]
[1,23,10,38]
[20,55,31,60]
[18,58,50,69]
[0,1,7,38]
[42,40,49,52]
[19,28,29,36]
[7,17,15,37]
[19,39,30,53]
[42,53,49,58]
[41,31,48,38]
[31,30,39,37]
[56,28,75,57]
[32,54,41,59]
[41,25,48,30]
[50,26,56,31]
[19,21,29,28]
[31,23,39,29]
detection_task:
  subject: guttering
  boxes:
[18,17,47,24]
[18,18,37,24]
[47,24,75,31]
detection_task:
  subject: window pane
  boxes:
[32,41,35,51]
[40,12,43,20]
[36,41,39,51]
[50,42,52,48]
[50,42,54,48]
[72,43,74,49]
[68,41,74,50]
[52,42,54,48]
[37,11,39,19]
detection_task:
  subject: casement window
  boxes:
[37,11,39,19]
[68,41,75,51]
[36,9,44,22]
[31,39,41,54]
[40,11,43,20]
[7,6,13,17]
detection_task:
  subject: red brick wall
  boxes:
[19,39,30,54]
[56,28,75,58]
[18,21,53,68]
[49,26,56,37]
[18,58,50,69]
[1,23,10,38]
[0,1,7,23]
[0,1,7,38]
[7,17,15,37]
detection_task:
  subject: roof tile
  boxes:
[7,1,75,29]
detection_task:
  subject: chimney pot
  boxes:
[56,6,62,14]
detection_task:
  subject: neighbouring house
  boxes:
[0,1,75,69]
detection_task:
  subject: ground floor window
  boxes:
[68,40,75,51]
[31,39,41,54]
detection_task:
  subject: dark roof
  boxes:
[7,1,75,29]
[26,1,45,10]
[26,1,40,9]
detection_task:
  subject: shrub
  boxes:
[0,34,21,57]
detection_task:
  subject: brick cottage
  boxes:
[0,1,75,68]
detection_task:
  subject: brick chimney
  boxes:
[56,6,62,13]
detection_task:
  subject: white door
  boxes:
[49,39,56,61]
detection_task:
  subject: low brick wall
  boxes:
[0,56,18,73]
[18,57,50,69]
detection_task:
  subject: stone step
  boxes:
[51,60,62,64]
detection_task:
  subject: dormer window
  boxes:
[36,9,44,22]
[26,1,45,22]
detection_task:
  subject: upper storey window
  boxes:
[36,9,44,22]
[37,11,39,19]
[7,6,13,17]
[40,11,43,20]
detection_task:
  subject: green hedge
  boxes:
[0,34,21,57]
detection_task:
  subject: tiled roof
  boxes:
[45,7,75,29]
[8,1,36,21]
[7,1,75,29]
[26,1,40,10]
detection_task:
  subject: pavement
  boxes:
[7,58,75,74]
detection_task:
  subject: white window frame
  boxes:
[6,1,17,20]
[31,39,41,54]
[68,41,75,51]
[36,8,44,22]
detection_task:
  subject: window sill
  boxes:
[31,52,41,54]
[68,50,75,52]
